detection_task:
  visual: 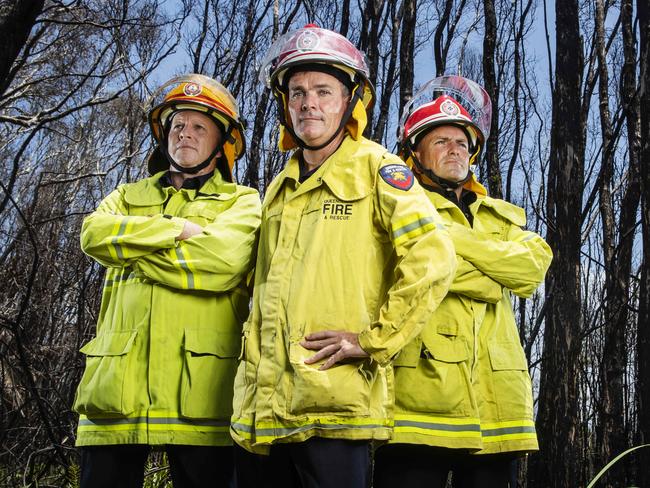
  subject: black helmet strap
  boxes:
[407,142,472,191]
[161,109,233,179]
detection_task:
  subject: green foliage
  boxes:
[143,451,172,488]
[63,463,81,488]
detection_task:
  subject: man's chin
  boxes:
[297,131,338,148]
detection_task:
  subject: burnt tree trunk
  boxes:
[636,0,650,486]
[529,1,585,486]
[0,0,44,97]
[594,0,634,484]
[482,0,502,198]
[398,0,416,117]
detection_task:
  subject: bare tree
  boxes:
[529,0,586,486]
[482,0,502,197]
[636,0,650,485]
[398,0,416,117]
[0,0,45,96]
[0,1,186,484]
[593,1,639,485]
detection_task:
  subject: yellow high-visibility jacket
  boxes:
[74,171,261,447]
[392,189,552,454]
[231,136,456,453]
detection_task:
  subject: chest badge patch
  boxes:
[379,164,414,191]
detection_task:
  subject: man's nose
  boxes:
[178,127,193,139]
[301,92,317,110]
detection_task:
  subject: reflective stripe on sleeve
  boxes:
[109,218,133,260]
[391,214,437,246]
[173,246,198,289]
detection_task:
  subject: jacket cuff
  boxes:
[168,216,186,243]
[358,330,393,367]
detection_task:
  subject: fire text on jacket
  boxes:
[322,199,353,220]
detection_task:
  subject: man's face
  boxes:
[287,71,350,147]
[414,125,470,183]
[167,110,221,170]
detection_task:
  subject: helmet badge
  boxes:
[183,82,202,97]
[440,98,460,116]
[296,30,320,51]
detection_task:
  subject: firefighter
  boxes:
[73,74,261,488]
[230,25,456,488]
[373,75,553,487]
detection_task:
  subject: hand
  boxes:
[300,331,369,370]
[176,220,204,241]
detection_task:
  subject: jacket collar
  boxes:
[124,170,236,206]
[264,136,376,205]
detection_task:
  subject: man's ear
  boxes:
[412,145,421,162]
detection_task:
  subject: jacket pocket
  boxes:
[395,335,472,415]
[179,201,220,225]
[288,341,373,416]
[487,341,533,419]
[180,328,240,419]
[393,336,421,367]
[73,329,139,416]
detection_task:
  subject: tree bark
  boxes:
[529,1,585,486]
[0,0,44,97]
[373,1,401,142]
[398,0,416,117]
[434,0,452,76]
[594,1,632,484]
[359,0,386,139]
[482,0,502,198]
[636,0,650,486]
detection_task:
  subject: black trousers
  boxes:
[234,437,372,488]
[79,444,234,488]
[374,444,519,488]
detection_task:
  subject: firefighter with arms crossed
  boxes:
[73,74,261,488]
[373,76,552,487]
[231,25,456,488]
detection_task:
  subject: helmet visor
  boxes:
[259,25,370,88]
[400,75,492,142]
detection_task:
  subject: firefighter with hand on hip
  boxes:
[373,75,552,488]
[73,74,261,488]
[230,25,456,488]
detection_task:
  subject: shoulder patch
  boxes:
[379,164,414,191]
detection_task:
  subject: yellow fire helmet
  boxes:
[259,24,375,151]
[398,75,491,194]
[147,74,246,181]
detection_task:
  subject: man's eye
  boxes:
[290,91,304,100]
[319,90,331,96]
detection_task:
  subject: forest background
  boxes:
[1,0,650,487]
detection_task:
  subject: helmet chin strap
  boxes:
[162,124,233,176]
[162,143,221,175]
[276,78,365,151]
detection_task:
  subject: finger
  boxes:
[319,349,344,370]
[304,343,340,364]
[303,330,338,341]
[300,338,337,350]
